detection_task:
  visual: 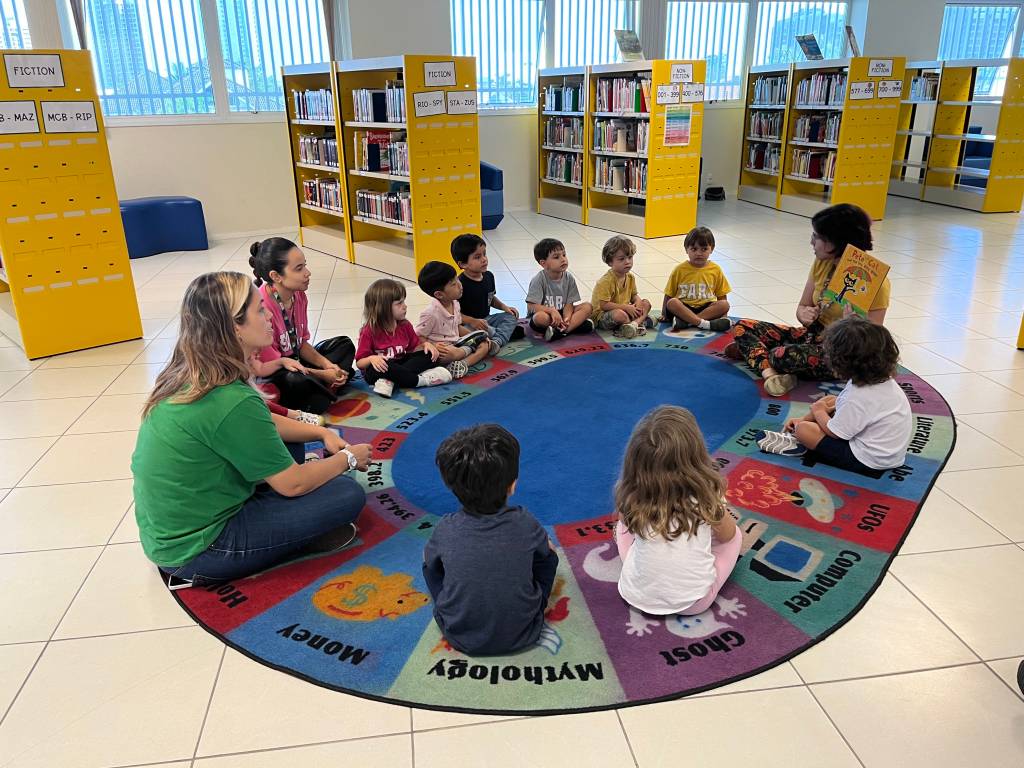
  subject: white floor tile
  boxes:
[0,642,44,714]
[0,547,99,642]
[17,430,137,486]
[936,467,1024,540]
[0,397,94,439]
[0,437,59,487]
[194,735,413,767]
[900,487,1010,554]
[0,365,124,401]
[66,392,148,434]
[987,657,1023,700]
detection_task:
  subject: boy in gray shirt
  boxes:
[525,238,595,341]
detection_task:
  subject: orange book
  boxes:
[821,245,891,316]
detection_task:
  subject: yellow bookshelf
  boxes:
[335,55,480,280]
[922,58,1024,213]
[0,48,142,359]
[537,67,588,224]
[889,60,942,199]
[779,57,906,220]
[737,64,792,209]
[282,62,350,260]
[583,60,705,239]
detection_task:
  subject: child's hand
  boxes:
[281,358,308,374]
[423,342,440,361]
[369,355,389,373]
[842,303,855,319]
[436,341,454,356]
[810,398,830,414]
[817,394,837,410]
[784,417,801,433]
[466,317,489,332]
[508,305,520,319]
[623,303,641,319]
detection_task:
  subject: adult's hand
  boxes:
[796,305,820,327]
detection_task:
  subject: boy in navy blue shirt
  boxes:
[451,234,526,355]
[423,424,558,655]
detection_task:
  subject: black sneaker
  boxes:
[544,326,566,342]
[299,522,359,556]
[510,325,526,340]
[709,318,733,332]
[572,318,595,335]
[454,329,488,348]
[671,315,688,332]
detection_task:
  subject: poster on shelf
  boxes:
[446,90,477,114]
[413,90,446,118]
[680,83,705,103]
[40,101,98,133]
[796,34,823,60]
[424,61,457,87]
[849,81,875,100]
[868,59,894,77]
[878,80,902,99]
[656,84,679,105]
[663,104,691,146]
[3,53,64,87]
[0,101,39,134]
[670,63,693,83]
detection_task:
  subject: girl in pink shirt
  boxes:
[355,279,452,398]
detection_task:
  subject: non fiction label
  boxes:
[41,101,98,133]
[656,84,680,104]
[878,79,902,99]
[446,90,477,114]
[670,63,693,83]
[413,90,446,118]
[0,100,39,134]
[424,61,457,86]
[868,58,894,77]
[849,81,875,100]
[680,82,705,103]
[4,54,64,87]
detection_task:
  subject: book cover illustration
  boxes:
[796,34,823,60]
[821,245,891,316]
[614,30,644,61]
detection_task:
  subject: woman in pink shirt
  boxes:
[249,238,355,414]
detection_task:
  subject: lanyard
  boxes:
[271,287,301,358]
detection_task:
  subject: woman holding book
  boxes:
[728,203,891,396]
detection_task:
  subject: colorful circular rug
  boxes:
[172,325,956,715]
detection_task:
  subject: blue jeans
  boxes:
[162,457,365,585]
[487,311,518,347]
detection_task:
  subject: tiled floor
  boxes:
[0,198,1022,767]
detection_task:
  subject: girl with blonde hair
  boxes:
[133,272,371,587]
[615,405,742,615]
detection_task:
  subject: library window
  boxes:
[553,0,638,67]
[752,1,848,66]
[665,1,749,101]
[216,0,330,113]
[85,0,215,117]
[939,3,1019,96]
[451,0,546,108]
[1,0,31,48]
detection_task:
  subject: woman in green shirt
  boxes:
[132,271,372,587]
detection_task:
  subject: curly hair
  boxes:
[822,315,900,386]
[602,235,636,265]
[811,203,873,258]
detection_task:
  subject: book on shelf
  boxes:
[544,82,583,112]
[543,116,584,149]
[749,110,783,139]
[793,112,841,144]
[595,75,651,113]
[747,143,781,174]
[752,75,788,105]
[796,34,824,60]
[352,81,405,123]
[385,80,406,123]
[292,88,334,121]
[353,130,409,175]
[909,73,939,101]
[614,29,645,61]
[355,189,412,227]
[821,245,891,317]
[302,177,343,211]
[790,148,837,182]
[594,156,647,194]
[545,152,583,185]
[299,133,339,167]
[796,72,847,106]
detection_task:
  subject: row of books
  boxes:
[594,76,651,114]
[909,73,939,101]
[594,119,643,153]
[292,88,333,121]
[298,134,339,168]
[749,110,783,139]
[302,178,342,211]
[544,82,583,112]
[543,117,584,149]
[752,75,787,104]
[545,153,583,185]
[791,149,837,182]
[355,189,413,227]
[793,113,841,144]
[796,72,847,106]
[747,143,781,174]
[594,157,647,195]
[352,82,406,123]
[353,130,410,176]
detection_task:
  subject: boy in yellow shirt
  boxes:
[591,235,653,339]
[663,226,732,333]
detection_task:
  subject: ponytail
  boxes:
[249,237,297,286]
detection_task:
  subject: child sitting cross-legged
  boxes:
[525,238,594,341]
[414,260,490,380]
[423,424,560,655]
[452,233,526,355]
[615,406,742,616]
[764,315,912,472]
[591,235,653,339]
[662,226,733,333]
[355,279,452,399]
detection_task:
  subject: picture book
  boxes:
[821,245,891,316]
[796,34,824,60]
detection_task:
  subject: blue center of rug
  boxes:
[391,348,762,525]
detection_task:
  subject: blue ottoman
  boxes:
[480,161,504,230]
[120,196,209,259]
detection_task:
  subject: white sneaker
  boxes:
[446,359,468,379]
[417,367,453,387]
[373,379,394,398]
[294,411,325,426]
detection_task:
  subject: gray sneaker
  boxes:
[614,322,638,339]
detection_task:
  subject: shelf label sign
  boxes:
[656,84,679,105]
[680,82,705,103]
[4,54,64,88]
[670,63,693,83]
[413,90,446,118]
[424,61,457,87]
[849,81,875,100]
[868,59,894,77]
[446,90,477,114]
[41,101,98,133]
[878,79,902,99]
[0,101,39,134]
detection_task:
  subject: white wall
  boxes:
[861,0,946,60]
[347,0,452,59]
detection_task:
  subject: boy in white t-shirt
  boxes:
[783,315,912,472]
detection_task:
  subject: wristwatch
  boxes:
[341,448,358,470]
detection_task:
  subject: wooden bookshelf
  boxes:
[583,60,705,239]
[282,62,349,260]
[537,67,588,224]
[738,64,792,209]
[890,61,941,199]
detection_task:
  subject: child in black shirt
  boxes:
[451,234,525,355]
